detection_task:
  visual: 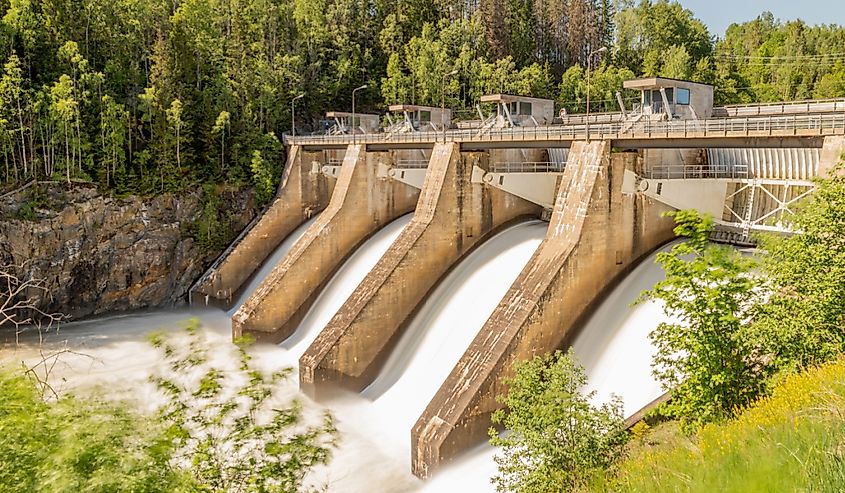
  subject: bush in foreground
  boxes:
[0,318,336,492]
[0,366,193,492]
[490,350,627,493]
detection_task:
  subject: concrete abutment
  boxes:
[191,145,334,307]
[299,143,543,396]
[410,141,676,478]
[232,145,420,343]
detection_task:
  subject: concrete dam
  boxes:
[190,77,845,480]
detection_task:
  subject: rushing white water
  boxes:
[360,221,547,460]
[416,242,679,493]
[230,214,320,312]
[571,241,682,415]
[280,213,413,359]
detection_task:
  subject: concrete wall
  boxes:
[299,143,542,395]
[410,141,676,478]
[231,145,420,343]
[819,136,845,177]
[191,145,333,307]
[643,148,703,168]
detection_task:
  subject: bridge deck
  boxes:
[289,113,845,149]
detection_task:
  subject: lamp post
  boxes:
[291,93,304,138]
[441,69,458,143]
[586,46,608,142]
[352,84,368,145]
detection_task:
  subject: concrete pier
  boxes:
[299,143,542,395]
[232,145,419,343]
[191,145,334,307]
[410,141,676,478]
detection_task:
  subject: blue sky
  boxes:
[675,0,845,38]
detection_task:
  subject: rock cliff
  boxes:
[0,183,254,320]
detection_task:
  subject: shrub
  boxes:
[641,210,763,431]
[490,349,627,493]
[0,365,192,492]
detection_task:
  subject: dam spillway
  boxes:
[189,132,845,479]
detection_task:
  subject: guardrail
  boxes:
[489,161,564,173]
[394,159,429,169]
[714,98,845,117]
[643,164,750,180]
[286,113,845,147]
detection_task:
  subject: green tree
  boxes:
[615,0,712,75]
[49,74,78,184]
[641,210,763,431]
[100,95,128,190]
[752,162,845,377]
[148,319,337,492]
[165,98,184,170]
[250,149,275,207]
[490,349,626,493]
[211,110,230,172]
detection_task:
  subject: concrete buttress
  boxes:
[192,145,333,307]
[410,141,676,478]
[299,143,542,395]
[231,145,419,343]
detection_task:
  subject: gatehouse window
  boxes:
[521,102,532,115]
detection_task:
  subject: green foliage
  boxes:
[9,182,48,220]
[589,357,845,493]
[559,64,637,113]
[641,211,763,431]
[0,365,192,492]
[751,162,845,377]
[615,0,712,76]
[250,149,276,207]
[0,317,336,493]
[1,0,843,196]
[147,318,337,493]
[490,349,627,493]
[190,184,233,253]
[715,12,845,104]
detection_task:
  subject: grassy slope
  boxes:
[590,358,845,493]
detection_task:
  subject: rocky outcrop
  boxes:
[0,183,253,320]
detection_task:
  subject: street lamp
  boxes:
[291,93,304,138]
[586,46,608,142]
[352,84,368,145]
[441,69,459,143]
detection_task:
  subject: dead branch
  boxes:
[0,261,65,346]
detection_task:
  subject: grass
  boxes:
[589,357,845,493]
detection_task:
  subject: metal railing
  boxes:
[489,161,564,173]
[643,164,750,180]
[713,98,845,117]
[394,159,429,169]
[286,113,845,147]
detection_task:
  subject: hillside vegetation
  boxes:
[1,0,844,196]
[592,357,845,493]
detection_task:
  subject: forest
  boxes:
[1,0,844,197]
